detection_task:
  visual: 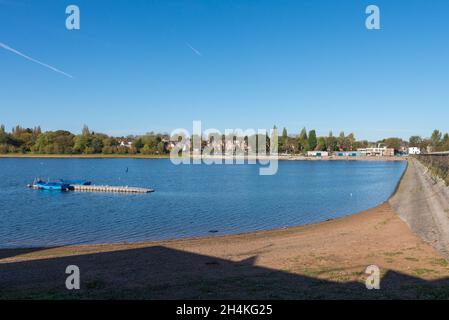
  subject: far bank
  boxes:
[0,153,406,162]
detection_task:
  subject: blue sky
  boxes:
[0,0,448,141]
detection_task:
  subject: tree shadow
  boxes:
[1,246,449,299]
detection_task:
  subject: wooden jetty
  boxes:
[71,184,154,193]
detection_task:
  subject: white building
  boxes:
[307,151,329,157]
[408,147,421,155]
[119,140,133,148]
[357,147,394,157]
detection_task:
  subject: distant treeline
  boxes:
[0,124,448,155]
[408,130,449,153]
[0,125,168,155]
[277,127,449,154]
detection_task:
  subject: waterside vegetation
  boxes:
[416,154,449,186]
[0,124,448,156]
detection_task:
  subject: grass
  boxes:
[430,258,449,267]
[405,257,420,262]
[383,251,403,257]
[414,268,436,276]
[415,156,449,187]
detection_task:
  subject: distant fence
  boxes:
[416,153,449,185]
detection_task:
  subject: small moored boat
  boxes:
[29,179,71,191]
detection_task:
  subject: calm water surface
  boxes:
[0,158,406,248]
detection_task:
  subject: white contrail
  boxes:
[0,42,73,78]
[186,42,202,57]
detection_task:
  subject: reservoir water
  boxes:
[0,158,406,248]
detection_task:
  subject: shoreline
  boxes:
[0,153,406,162]
[0,199,395,252]
[0,201,400,254]
[2,201,449,299]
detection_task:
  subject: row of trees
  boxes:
[0,125,169,155]
[277,127,449,154]
[1,124,448,155]
[278,127,370,154]
[409,130,449,153]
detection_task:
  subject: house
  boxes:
[357,147,395,157]
[307,151,329,157]
[408,147,421,155]
[166,140,190,152]
[118,140,133,148]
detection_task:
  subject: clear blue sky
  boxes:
[1,0,448,141]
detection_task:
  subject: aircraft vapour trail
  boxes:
[0,42,73,78]
[186,42,202,57]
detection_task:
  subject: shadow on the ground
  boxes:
[0,247,60,260]
[1,246,448,299]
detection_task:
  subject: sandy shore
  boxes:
[1,159,448,299]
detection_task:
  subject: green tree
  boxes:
[33,131,74,154]
[278,127,288,153]
[354,140,369,149]
[102,137,119,147]
[409,136,423,148]
[308,130,317,151]
[0,125,10,145]
[90,136,104,153]
[157,141,166,154]
[140,144,153,155]
[316,136,327,151]
[73,135,90,153]
[347,133,355,151]
[297,127,308,153]
[431,130,442,150]
[381,137,403,151]
[326,131,337,152]
[337,132,347,151]
[441,133,449,151]
[133,138,144,150]
[282,127,287,139]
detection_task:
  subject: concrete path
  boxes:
[390,159,449,259]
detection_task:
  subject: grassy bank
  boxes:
[390,159,449,261]
[415,155,449,185]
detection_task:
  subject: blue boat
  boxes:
[33,180,71,191]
